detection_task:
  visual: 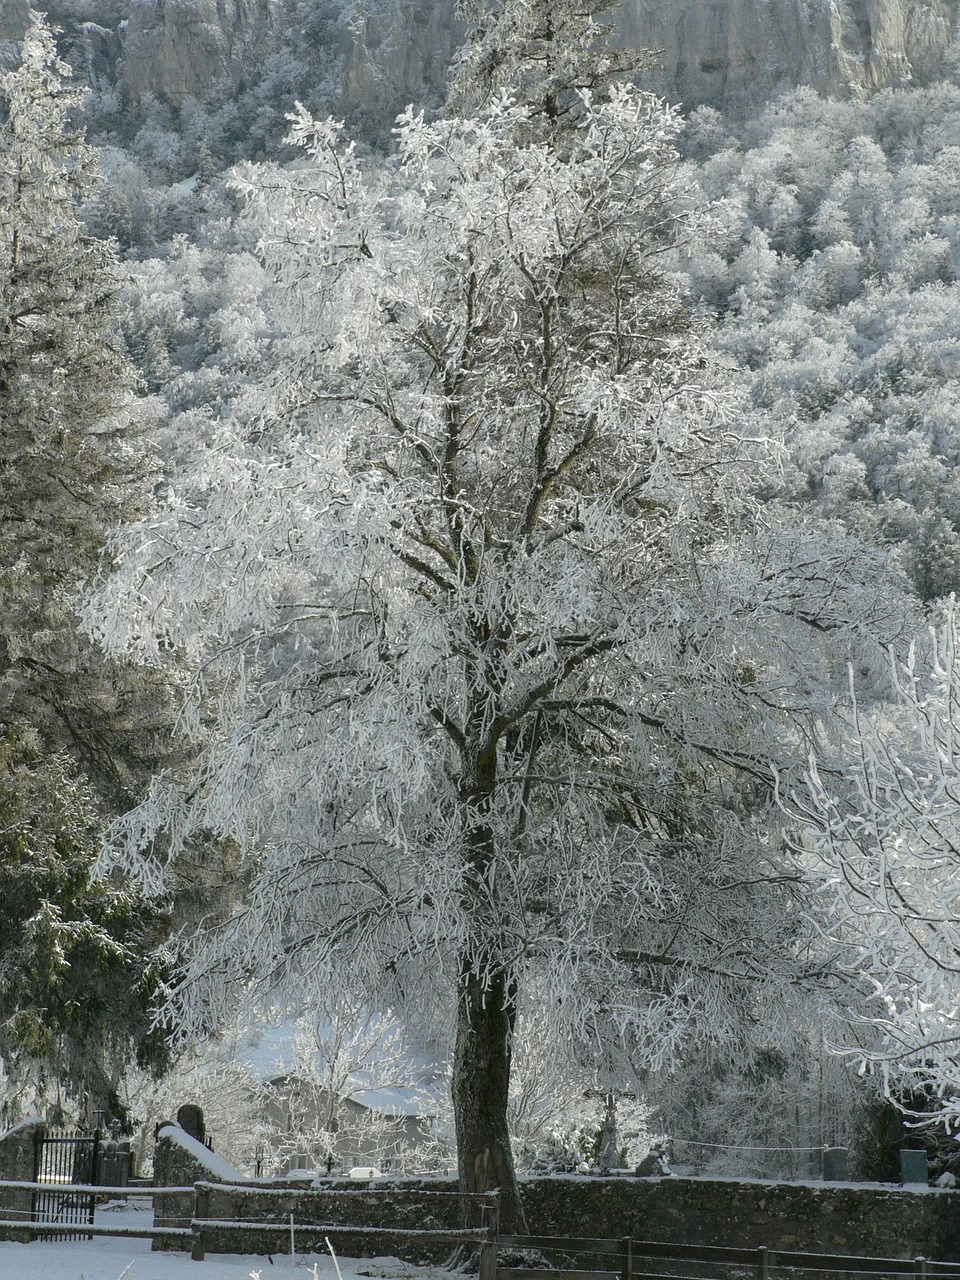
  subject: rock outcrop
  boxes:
[290,0,960,125]
[0,0,956,112]
[119,0,270,104]
[338,0,465,124]
[620,0,956,106]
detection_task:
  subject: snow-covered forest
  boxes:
[5,0,960,1206]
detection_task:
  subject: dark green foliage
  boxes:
[852,1086,960,1183]
[0,17,179,1116]
[0,726,170,1118]
[0,17,182,802]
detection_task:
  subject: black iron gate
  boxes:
[31,1130,100,1240]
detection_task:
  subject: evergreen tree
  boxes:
[0,14,157,795]
[0,726,169,1121]
[0,16,175,1118]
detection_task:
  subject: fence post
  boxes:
[756,1246,770,1280]
[479,1191,500,1280]
[190,1225,205,1263]
[620,1235,632,1280]
[915,1259,928,1280]
[190,1182,209,1261]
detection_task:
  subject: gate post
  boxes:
[31,1128,41,1224]
[0,1119,44,1241]
[87,1130,101,1235]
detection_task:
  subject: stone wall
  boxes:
[195,1178,483,1261]
[152,1121,245,1249]
[186,1174,960,1264]
[520,1175,960,1264]
[0,1118,43,1242]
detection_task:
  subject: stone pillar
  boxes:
[152,1124,203,1239]
[152,1121,248,1251]
[0,1118,44,1242]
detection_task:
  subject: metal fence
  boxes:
[31,1130,100,1241]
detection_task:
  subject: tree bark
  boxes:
[452,962,526,1235]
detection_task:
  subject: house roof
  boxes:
[345,1084,434,1119]
[236,1016,443,1120]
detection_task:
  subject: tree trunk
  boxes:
[452,963,526,1235]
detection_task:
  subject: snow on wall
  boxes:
[0,1117,43,1142]
[521,1173,960,1262]
[156,1123,247,1184]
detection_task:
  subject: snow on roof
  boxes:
[237,1021,300,1080]
[235,1016,444,1120]
[345,1085,436,1118]
[157,1123,248,1183]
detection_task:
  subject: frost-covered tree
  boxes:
[254,1004,444,1175]
[508,1005,655,1173]
[681,85,960,602]
[448,0,649,124]
[797,603,960,1127]
[87,83,906,1225]
[88,5,916,1208]
[119,1030,269,1176]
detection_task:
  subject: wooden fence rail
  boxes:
[0,1180,194,1196]
[497,1232,960,1280]
[0,1178,196,1242]
[0,1218,192,1242]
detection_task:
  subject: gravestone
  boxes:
[822,1146,849,1180]
[900,1149,929,1185]
[635,1148,667,1176]
[176,1104,205,1145]
[99,1137,132,1187]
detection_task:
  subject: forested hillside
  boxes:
[683,84,960,600]
[4,0,960,1189]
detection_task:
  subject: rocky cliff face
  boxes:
[622,0,957,106]
[338,0,464,124]
[119,0,271,104]
[287,0,960,120]
[1,0,957,111]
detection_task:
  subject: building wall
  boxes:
[262,1079,433,1175]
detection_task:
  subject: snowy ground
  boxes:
[0,1198,456,1280]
